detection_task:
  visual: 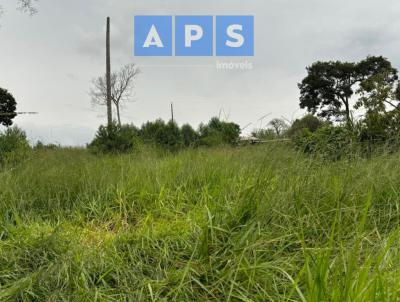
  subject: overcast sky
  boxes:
[1,0,400,145]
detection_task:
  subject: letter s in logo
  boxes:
[226,24,244,48]
[216,16,254,56]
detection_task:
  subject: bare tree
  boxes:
[268,118,289,137]
[0,0,37,20]
[90,64,140,126]
[17,0,37,15]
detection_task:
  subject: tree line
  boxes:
[88,117,241,154]
[2,54,400,159]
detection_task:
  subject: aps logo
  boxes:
[134,16,254,56]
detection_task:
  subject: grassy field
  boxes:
[1,145,400,301]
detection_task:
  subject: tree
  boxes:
[139,119,183,150]
[140,119,166,142]
[0,1,37,18]
[298,56,395,124]
[88,122,140,154]
[91,64,139,126]
[356,70,400,114]
[0,88,17,127]
[299,61,355,123]
[154,121,183,151]
[287,114,326,137]
[181,124,198,147]
[199,117,241,146]
[268,118,288,136]
[17,0,37,15]
[355,68,400,143]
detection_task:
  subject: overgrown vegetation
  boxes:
[1,145,400,301]
[3,54,400,300]
[88,117,241,154]
[88,123,141,154]
[0,126,29,165]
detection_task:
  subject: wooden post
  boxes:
[106,17,112,126]
[171,102,174,123]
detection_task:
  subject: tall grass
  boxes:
[1,145,400,301]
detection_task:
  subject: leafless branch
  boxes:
[17,0,38,15]
[90,64,140,125]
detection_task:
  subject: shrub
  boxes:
[0,126,30,164]
[357,111,400,146]
[295,125,357,160]
[198,132,225,147]
[287,114,326,138]
[88,123,141,154]
[34,141,60,151]
[198,117,240,146]
[140,120,184,151]
[140,119,166,142]
[154,121,183,151]
[252,128,276,140]
[181,124,198,147]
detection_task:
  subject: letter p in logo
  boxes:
[176,16,213,56]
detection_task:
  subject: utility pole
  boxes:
[171,102,174,123]
[106,17,112,126]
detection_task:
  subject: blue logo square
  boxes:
[175,16,213,56]
[134,16,172,56]
[216,16,254,56]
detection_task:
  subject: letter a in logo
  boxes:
[134,16,172,56]
[143,25,164,48]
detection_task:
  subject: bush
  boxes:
[357,111,400,146]
[287,114,326,138]
[295,125,357,160]
[140,120,184,151]
[90,118,241,153]
[154,121,183,151]
[0,126,30,164]
[198,117,240,146]
[181,124,198,147]
[140,119,166,142]
[88,123,141,154]
[252,128,277,140]
[198,132,225,147]
[34,141,60,151]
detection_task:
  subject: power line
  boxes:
[0,112,39,116]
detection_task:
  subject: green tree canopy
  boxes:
[0,88,17,127]
[199,117,241,146]
[298,56,397,124]
[287,114,326,138]
[181,124,198,147]
[356,70,400,114]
